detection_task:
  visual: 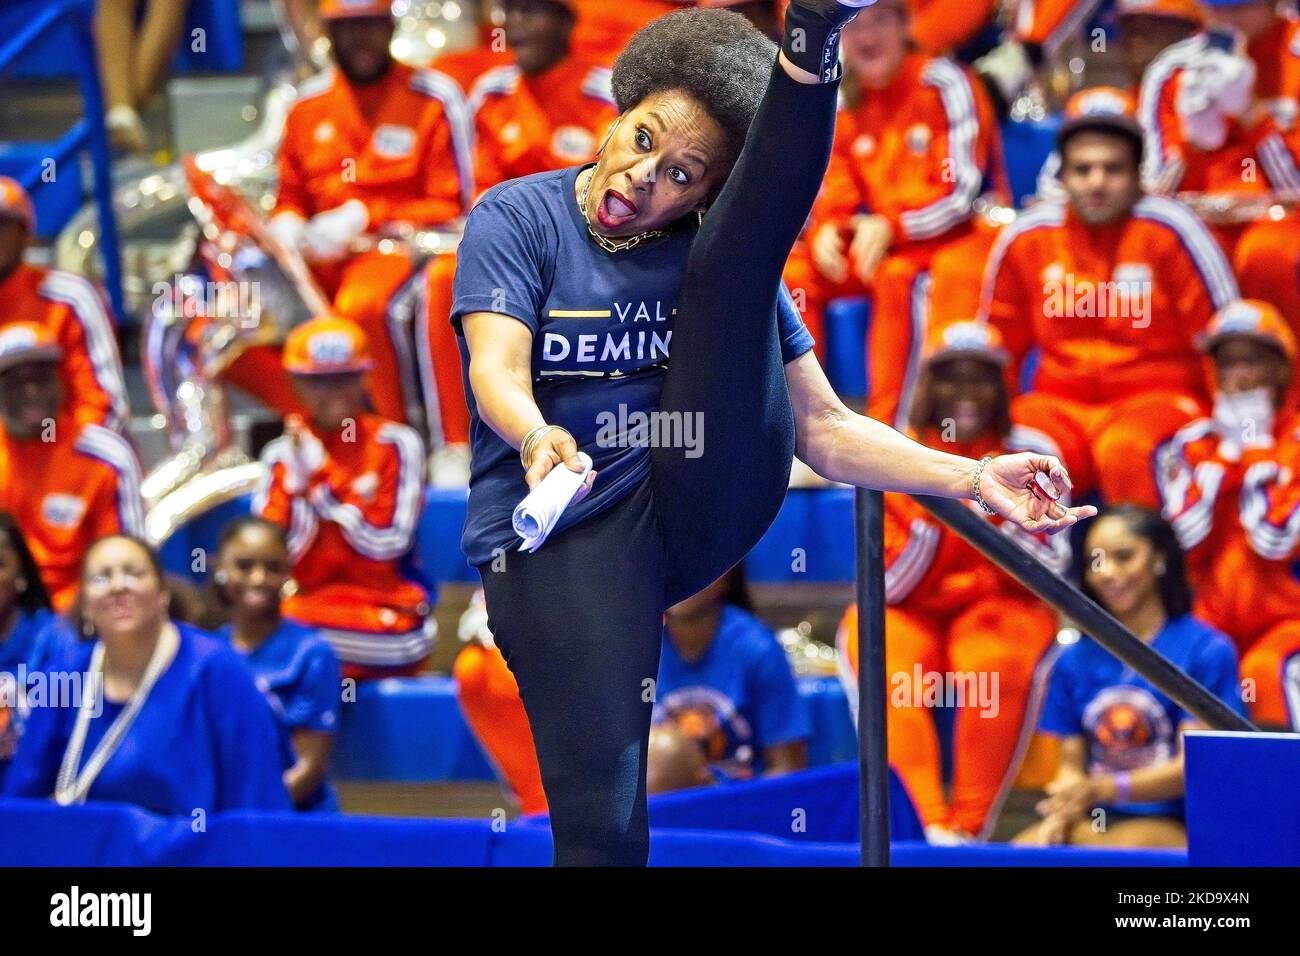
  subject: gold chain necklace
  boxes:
[578,168,668,254]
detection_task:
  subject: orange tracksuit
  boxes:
[1015,0,1106,57]
[792,53,1003,427]
[226,63,473,423]
[0,416,145,611]
[470,58,616,196]
[254,413,433,680]
[417,57,618,450]
[978,195,1238,506]
[570,0,684,67]
[1140,20,1300,331]
[429,41,514,95]
[454,637,549,815]
[1158,414,1300,729]
[836,427,1068,835]
[910,0,998,55]
[0,264,128,433]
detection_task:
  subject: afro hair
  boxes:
[610,8,778,172]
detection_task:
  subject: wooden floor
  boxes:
[337,781,517,820]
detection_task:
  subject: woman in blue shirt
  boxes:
[1015,506,1246,848]
[0,512,76,789]
[213,516,342,812]
[4,534,291,815]
[649,565,809,791]
[455,2,1092,865]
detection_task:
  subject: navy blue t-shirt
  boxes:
[1040,614,1244,818]
[451,164,816,568]
[655,605,810,781]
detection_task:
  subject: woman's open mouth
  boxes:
[596,189,639,229]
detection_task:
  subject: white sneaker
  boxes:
[106,105,148,154]
[924,824,975,846]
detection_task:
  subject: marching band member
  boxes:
[229,0,474,423]
[837,321,1074,841]
[1157,299,1300,730]
[0,323,145,611]
[0,177,127,433]
[254,315,433,682]
[979,87,1238,507]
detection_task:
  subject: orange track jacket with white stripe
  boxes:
[0,264,128,433]
[0,416,145,610]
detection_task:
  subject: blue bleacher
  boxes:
[331,673,857,782]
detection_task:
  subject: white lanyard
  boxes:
[54,625,178,806]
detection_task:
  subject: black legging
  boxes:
[480,62,840,866]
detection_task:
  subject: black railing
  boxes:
[854,488,1258,867]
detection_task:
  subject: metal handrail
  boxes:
[854,489,1258,866]
[0,0,123,318]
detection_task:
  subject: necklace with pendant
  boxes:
[578,168,669,254]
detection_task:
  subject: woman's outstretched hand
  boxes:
[977,453,1098,535]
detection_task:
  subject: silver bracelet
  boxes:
[519,424,566,469]
[971,455,997,516]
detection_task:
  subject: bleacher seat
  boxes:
[1001,113,1063,208]
[332,673,856,782]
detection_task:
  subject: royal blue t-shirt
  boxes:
[217,619,341,813]
[0,608,76,790]
[1040,614,1244,818]
[654,605,810,781]
[3,622,292,815]
[451,164,816,567]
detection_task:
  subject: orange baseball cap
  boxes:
[1115,0,1201,22]
[922,320,1011,368]
[1198,299,1296,362]
[0,177,35,233]
[318,0,392,20]
[1059,86,1143,142]
[283,315,374,375]
[0,322,65,374]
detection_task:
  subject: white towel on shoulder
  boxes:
[512,453,594,553]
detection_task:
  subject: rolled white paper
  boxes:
[512,452,593,552]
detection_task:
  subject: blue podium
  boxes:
[1185,730,1300,866]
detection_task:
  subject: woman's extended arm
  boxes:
[462,311,593,491]
[786,351,1097,533]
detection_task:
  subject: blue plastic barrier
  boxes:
[334,675,496,781]
[823,296,870,399]
[1185,730,1300,866]
[331,674,855,782]
[0,796,1190,867]
[645,762,925,843]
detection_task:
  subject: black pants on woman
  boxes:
[480,63,840,866]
